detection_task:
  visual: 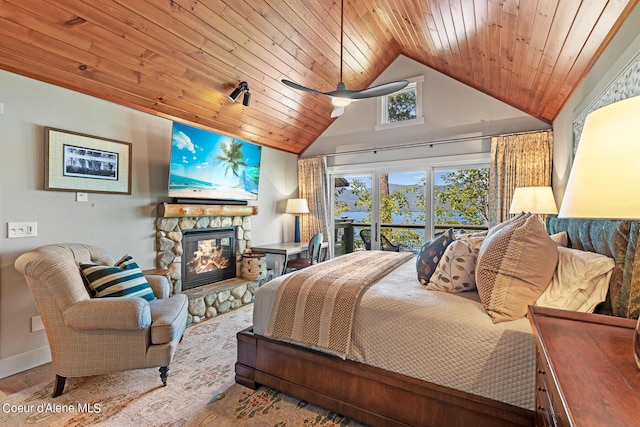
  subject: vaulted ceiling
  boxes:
[1,1,637,155]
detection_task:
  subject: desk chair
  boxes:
[286,232,323,271]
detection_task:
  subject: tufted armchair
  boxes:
[14,243,188,397]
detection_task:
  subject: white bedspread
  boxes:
[253,257,535,410]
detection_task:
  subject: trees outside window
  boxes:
[386,89,417,122]
[434,168,489,227]
[376,77,424,129]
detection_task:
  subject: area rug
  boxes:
[0,304,362,426]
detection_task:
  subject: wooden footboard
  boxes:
[235,327,534,427]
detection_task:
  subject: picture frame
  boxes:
[45,127,132,194]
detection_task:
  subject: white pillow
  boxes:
[535,247,614,313]
[427,240,477,292]
[550,231,569,247]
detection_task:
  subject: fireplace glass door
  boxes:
[182,228,236,290]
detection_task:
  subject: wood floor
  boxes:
[0,363,53,398]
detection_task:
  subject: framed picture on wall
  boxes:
[45,127,132,194]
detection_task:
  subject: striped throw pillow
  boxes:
[80,254,156,301]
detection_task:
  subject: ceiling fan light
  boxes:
[331,97,352,107]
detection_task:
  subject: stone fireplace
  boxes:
[155,203,265,325]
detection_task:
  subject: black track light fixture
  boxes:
[229,81,250,105]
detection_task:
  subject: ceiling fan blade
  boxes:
[324,80,409,100]
[330,106,346,118]
[281,79,322,95]
[348,80,409,99]
[282,0,409,118]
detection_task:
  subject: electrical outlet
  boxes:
[7,222,38,238]
[31,316,44,332]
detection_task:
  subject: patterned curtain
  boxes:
[488,131,553,227]
[297,156,333,259]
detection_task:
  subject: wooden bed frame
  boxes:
[235,327,534,427]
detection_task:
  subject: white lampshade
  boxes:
[285,198,309,214]
[509,186,558,215]
[559,95,640,219]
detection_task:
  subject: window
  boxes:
[433,166,489,236]
[386,84,417,122]
[331,160,489,255]
[376,76,424,130]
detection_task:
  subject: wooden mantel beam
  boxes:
[158,203,258,218]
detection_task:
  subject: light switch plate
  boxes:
[8,222,38,238]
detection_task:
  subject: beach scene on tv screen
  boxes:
[169,122,261,201]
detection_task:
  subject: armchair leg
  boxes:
[159,366,169,386]
[53,375,66,398]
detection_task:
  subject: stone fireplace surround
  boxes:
[156,203,265,325]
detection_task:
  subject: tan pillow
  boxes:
[427,240,477,292]
[550,231,569,247]
[476,214,559,323]
[536,247,614,313]
[456,231,487,255]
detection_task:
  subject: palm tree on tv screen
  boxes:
[215,140,248,180]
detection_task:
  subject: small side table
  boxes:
[142,268,172,288]
[142,268,171,279]
[528,305,640,427]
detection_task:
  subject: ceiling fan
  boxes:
[282,0,408,118]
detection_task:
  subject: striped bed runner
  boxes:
[265,250,413,358]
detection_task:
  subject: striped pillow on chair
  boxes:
[80,254,156,301]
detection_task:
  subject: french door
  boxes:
[332,169,427,253]
[333,173,377,252]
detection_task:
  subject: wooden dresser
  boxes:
[528,306,640,426]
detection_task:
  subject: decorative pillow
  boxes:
[456,232,486,255]
[550,231,569,247]
[427,240,477,292]
[454,230,488,239]
[536,247,614,313]
[115,254,143,270]
[80,254,156,301]
[490,211,528,233]
[475,213,558,323]
[416,228,455,285]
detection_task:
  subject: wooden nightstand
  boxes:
[528,306,640,427]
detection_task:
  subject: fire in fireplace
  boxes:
[181,228,236,290]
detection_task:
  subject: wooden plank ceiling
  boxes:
[0,0,637,155]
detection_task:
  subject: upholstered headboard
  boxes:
[547,217,640,319]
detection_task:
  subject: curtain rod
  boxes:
[308,128,552,158]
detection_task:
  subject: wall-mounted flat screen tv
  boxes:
[168,122,262,201]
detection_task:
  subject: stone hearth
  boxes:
[155,203,265,325]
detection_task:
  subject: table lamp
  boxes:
[509,186,558,214]
[509,186,558,223]
[557,94,640,370]
[286,198,309,243]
